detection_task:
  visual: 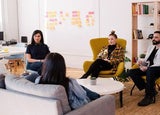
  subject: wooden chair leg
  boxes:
[130,84,136,96]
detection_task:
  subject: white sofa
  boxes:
[0,74,115,115]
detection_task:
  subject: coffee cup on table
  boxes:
[90,77,97,85]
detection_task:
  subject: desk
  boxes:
[0,44,26,73]
[77,78,124,107]
[0,45,26,58]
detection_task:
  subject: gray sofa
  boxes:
[0,74,115,115]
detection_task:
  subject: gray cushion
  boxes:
[5,74,71,113]
[0,74,5,89]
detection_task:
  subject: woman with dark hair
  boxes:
[81,30,124,79]
[25,30,50,74]
[40,52,69,93]
[25,52,100,109]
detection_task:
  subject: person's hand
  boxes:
[103,58,110,63]
[137,60,143,65]
[139,65,148,72]
[40,59,44,62]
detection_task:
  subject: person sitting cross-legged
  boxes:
[128,31,160,106]
[81,30,124,79]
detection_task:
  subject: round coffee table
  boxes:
[77,78,124,107]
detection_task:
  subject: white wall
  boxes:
[100,0,132,69]
[2,0,19,41]
[39,0,100,68]
[17,0,40,43]
[6,0,153,69]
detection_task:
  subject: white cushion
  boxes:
[5,74,71,113]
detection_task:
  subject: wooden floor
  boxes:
[8,64,160,115]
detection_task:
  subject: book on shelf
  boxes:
[137,3,149,15]
[133,29,143,39]
[143,4,149,14]
[138,3,142,15]
[132,4,138,14]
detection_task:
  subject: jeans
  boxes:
[128,68,146,90]
[146,66,160,95]
[85,59,113,78]
[128,66,160,96]
[24,73,39,82]
[81,85,100,100]
[27,62,43,75]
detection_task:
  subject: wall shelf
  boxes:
[132,1,160,64]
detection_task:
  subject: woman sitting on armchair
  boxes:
[81,30,124,79]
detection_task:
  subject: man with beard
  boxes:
[128,31,160,106]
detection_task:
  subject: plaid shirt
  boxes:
[97,44,124,72]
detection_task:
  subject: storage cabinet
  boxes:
[132,1,160,64]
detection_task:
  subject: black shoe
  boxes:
[138,95,155,106]
[80,74,88,79]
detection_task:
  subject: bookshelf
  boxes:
[132,1,160,64]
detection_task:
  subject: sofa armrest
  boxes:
[66,95,115,115]
[0,89,63,115]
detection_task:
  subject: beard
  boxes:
[152,40,160,45]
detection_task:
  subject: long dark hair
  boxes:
[40,52,69,95]
[31,30,44,44]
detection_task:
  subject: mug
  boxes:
[90,79,97,85]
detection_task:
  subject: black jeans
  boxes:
[146,66,160,95]
[128,68,146,90]
[85,59,113,78]
[81,86,100,100]
[128,66,160,96]
[24,73,39,82]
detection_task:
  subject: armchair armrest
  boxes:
[114,62,125,77]
[83,60,94,73]
[132,63,139,69]
[66,95,115,115]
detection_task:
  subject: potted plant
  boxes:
[124,56,131,62]
[139,53,146,59]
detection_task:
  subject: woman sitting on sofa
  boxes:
[24,52,100,109]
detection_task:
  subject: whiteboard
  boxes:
[40,0,100,56]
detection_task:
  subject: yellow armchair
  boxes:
[83,38,126,78]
